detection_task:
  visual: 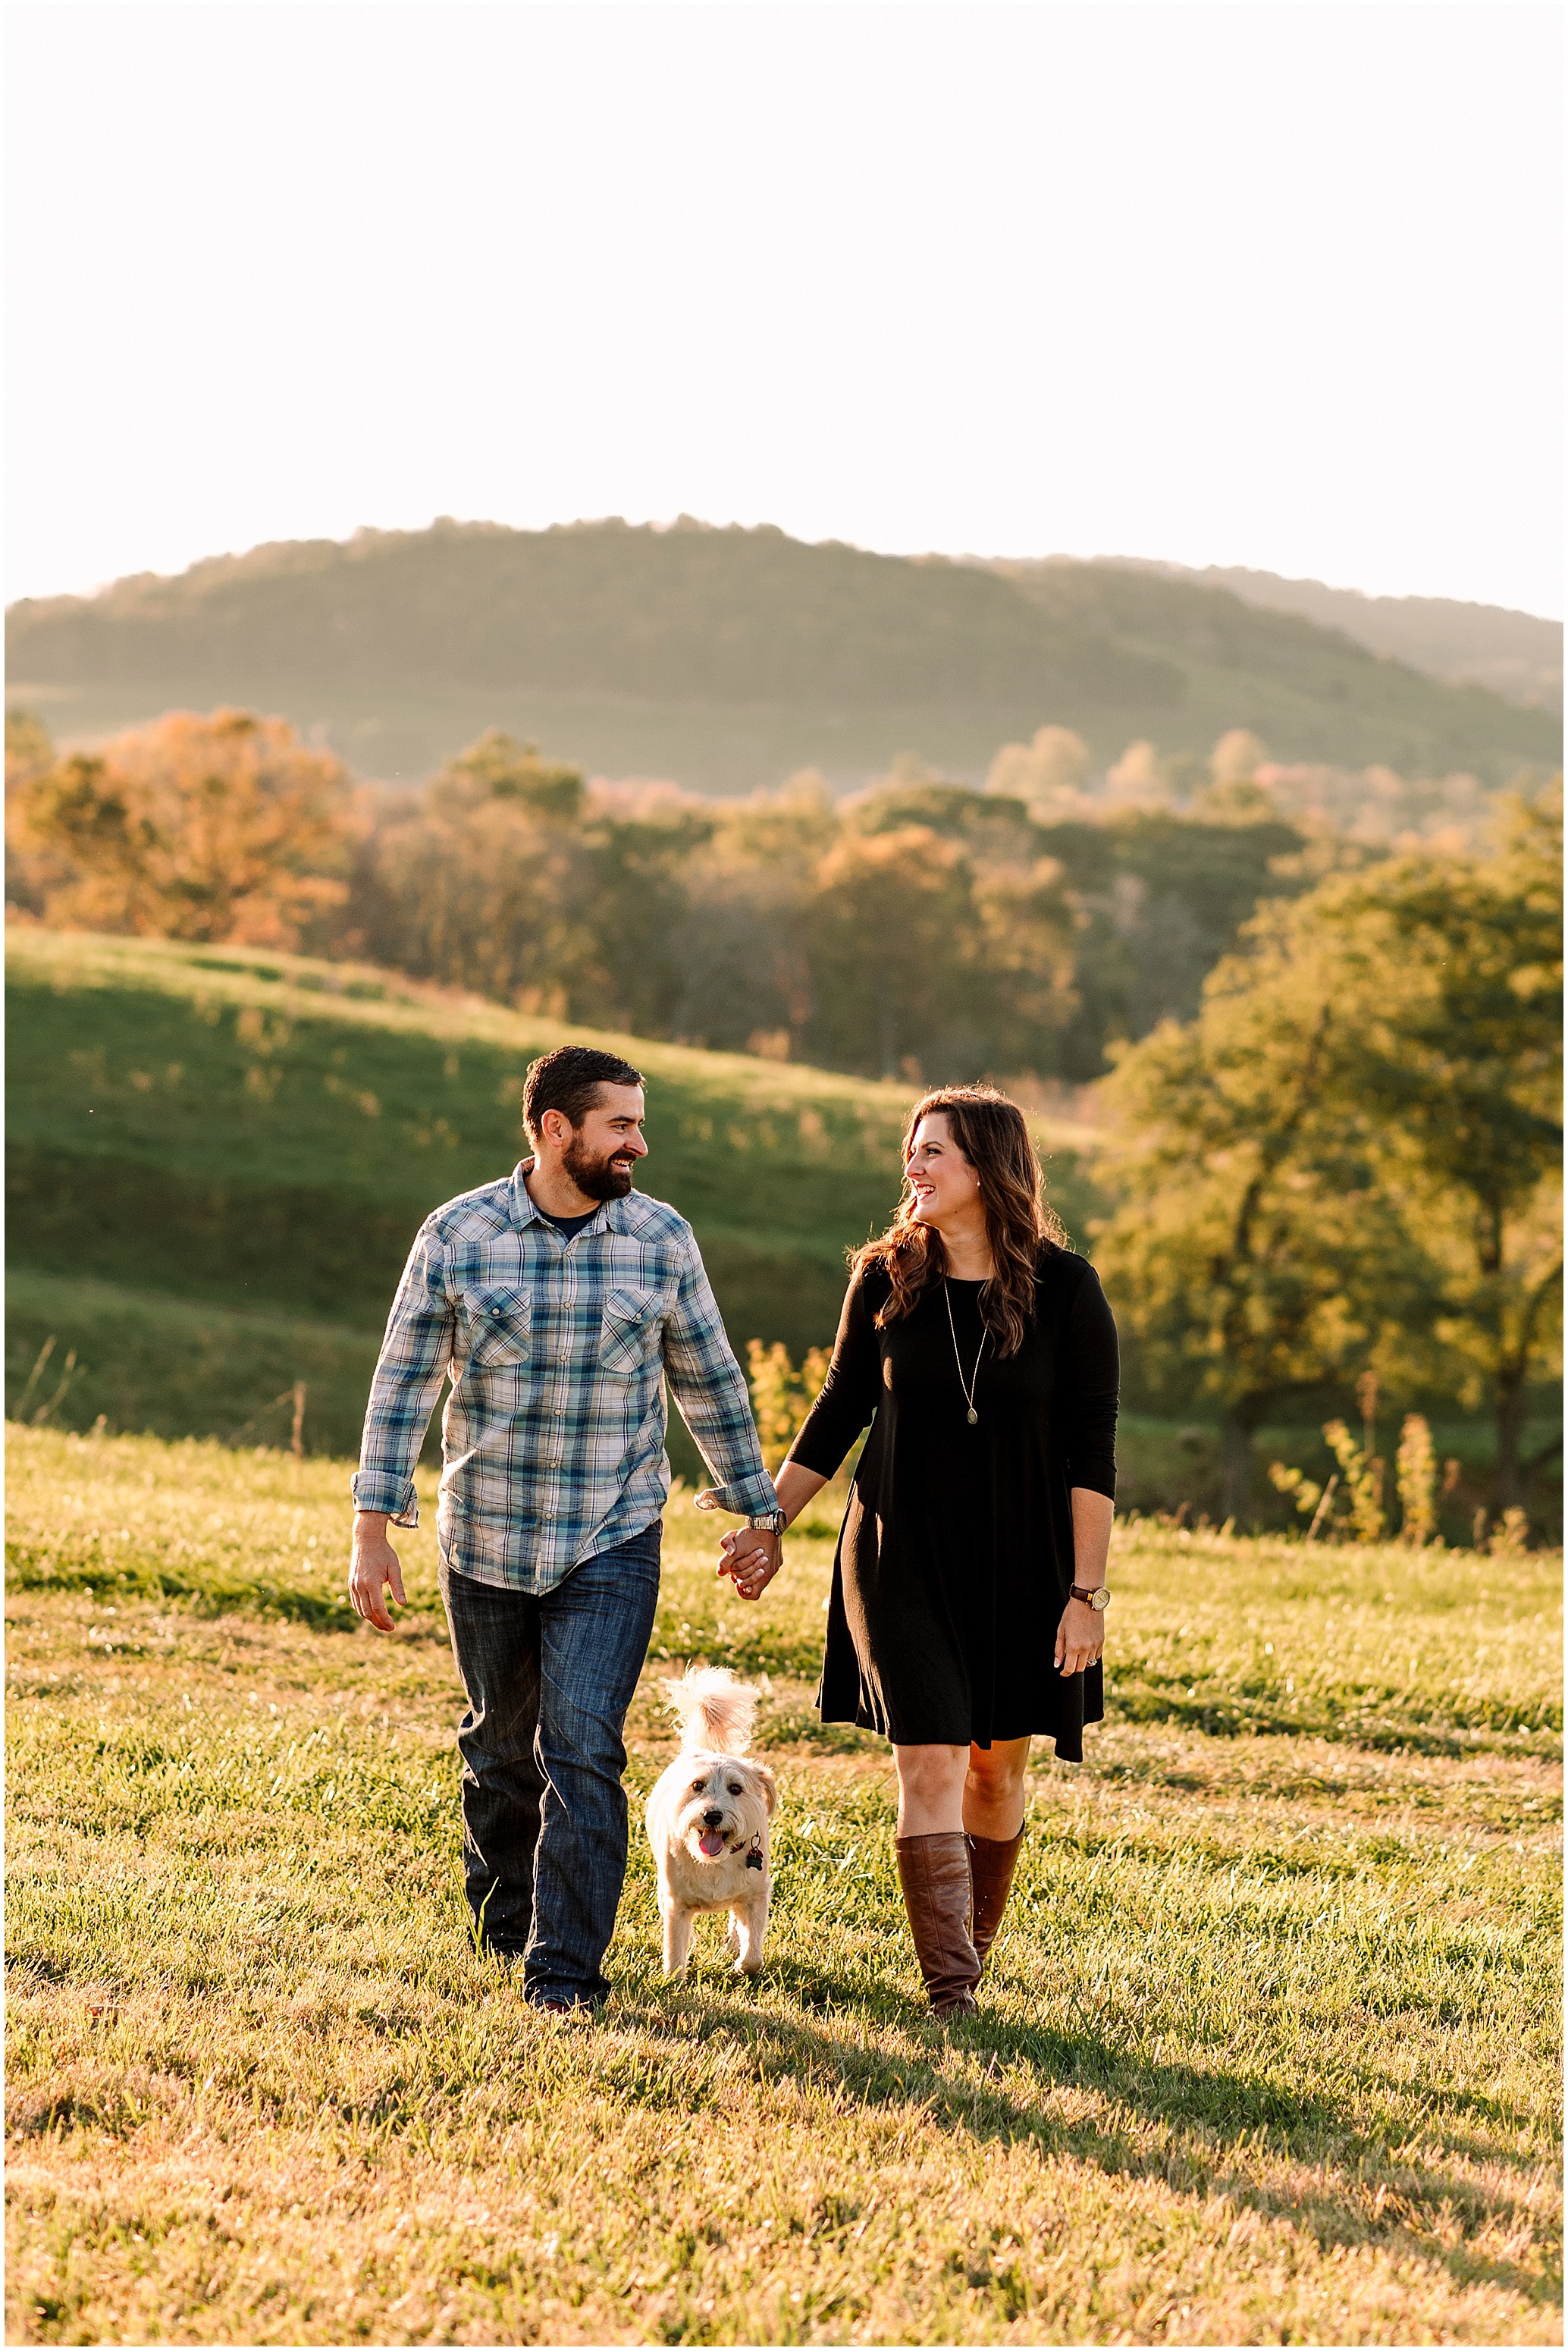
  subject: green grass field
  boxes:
[5,927,1094,1458]
[11,925,1551,1540]
[6,1423,1560,2345]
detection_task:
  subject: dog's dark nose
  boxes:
[703,1808,724,1827]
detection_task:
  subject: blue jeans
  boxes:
[438,1521,662,2007]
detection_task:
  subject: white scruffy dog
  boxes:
[644,1665,777,1978]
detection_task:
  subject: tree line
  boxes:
[6,703,1559,1531]
[5,707,1319,1083]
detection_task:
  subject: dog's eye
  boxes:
[728,1781,742,1794]
[691,1781,706,1793]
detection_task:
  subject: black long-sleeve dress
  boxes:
[789,1245,1118,1759]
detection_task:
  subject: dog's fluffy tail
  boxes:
[664,1665,757,1756]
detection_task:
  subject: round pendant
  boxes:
[967,1408,978,1426]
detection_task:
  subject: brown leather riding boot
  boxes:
[967,1827,1025,1972]
[895,1832,980,2019]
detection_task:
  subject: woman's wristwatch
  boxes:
[748,1510,788,1534]
[1071,1583,1111,1612]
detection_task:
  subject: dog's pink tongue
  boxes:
[698,1831,726,1858]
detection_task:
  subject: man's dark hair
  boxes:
[522,1045,644,1140]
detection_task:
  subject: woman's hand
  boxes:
[1059,1488,1113,1674]
[1054,1596,1105,1678]
[713,1459,826,1600]
[717,1527,782,1602]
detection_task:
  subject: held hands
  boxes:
[1054,1596,1105,1678]
[717,1525,782,1602]
[350,1513,406,1632]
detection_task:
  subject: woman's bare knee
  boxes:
[898,1744,967,1797]
[894,1743,968,1833]
[964,1737,1030,1834]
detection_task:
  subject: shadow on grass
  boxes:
[1112,1680,1561,1756]
[6,1542,362,1631]
[4,1540,458,1640]
[614,1966,1560,2312]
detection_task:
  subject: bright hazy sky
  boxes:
[6,3,1563,616]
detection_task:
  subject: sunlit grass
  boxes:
[6,1425,1562,2345]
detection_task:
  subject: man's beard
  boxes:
[562,1134,637,1201]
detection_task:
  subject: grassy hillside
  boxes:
[6,1424,1561,2344]
[4,927,1095,1454]
[9,519,1557,789]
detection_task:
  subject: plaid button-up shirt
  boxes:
[352,1162,779,1592]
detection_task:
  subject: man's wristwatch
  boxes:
[1071,1583,1111,1612]
[747,1510,787,1534]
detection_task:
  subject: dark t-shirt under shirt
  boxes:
[536,1205,600,1241]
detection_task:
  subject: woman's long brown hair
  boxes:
[852,1084,1065,1356]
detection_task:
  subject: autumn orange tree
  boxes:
[14,708,358,948]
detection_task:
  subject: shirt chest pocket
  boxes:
[599,1286,663,1379]
[462,1285,532,1370]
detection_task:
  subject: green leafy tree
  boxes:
[670,778,836,1056]
[802,823,987,1079]
[579,791,716,1037]
[1097,794,1562,1525]
[5,705,54,789]
[356,736,601,1012]
[1312,792,1563,1513]
[1095,902,1438,1524]
[429,729,587,824]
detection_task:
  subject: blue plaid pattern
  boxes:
[353,1163,778,1591]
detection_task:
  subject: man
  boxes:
[350,1044,785,2012]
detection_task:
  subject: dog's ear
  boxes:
[752,1762,778,1816]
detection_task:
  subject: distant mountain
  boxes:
[1094,557,1563,714]
[8,519,1559,790]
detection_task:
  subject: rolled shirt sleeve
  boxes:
[351,1222,454,1526]
[663,1238,779,1518]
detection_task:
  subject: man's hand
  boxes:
[350,1511,407,1632]
[717,1526,782,1602]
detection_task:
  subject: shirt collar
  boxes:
[510,1159,629,1236]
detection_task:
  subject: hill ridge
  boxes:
[8,518,1557,792]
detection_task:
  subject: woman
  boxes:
[720,1084,1118,2020]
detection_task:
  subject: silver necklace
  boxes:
[943,1280,986,1425]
